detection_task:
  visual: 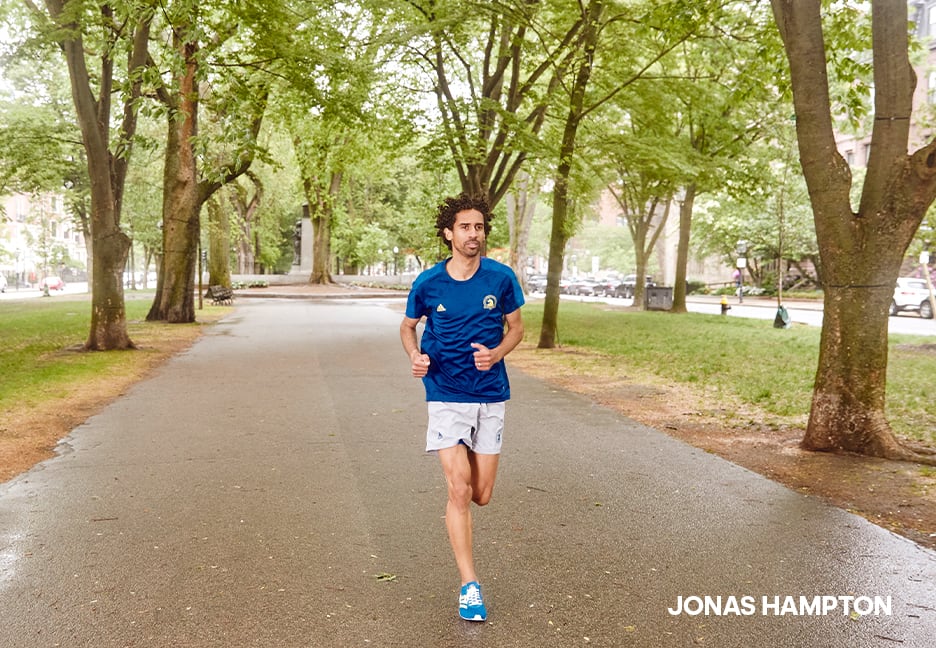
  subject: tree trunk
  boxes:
[805,282,901,454]
[538,0,604,349]
[85,204,134,350]
[506,172,537,286]
[538,200,570,349]
[310,206,334,284]
[631,218,650,309]
[771,0,936,463]
[207,194,231,288]
[305,172,340,284]
[147,38,200,324]
[229,173,262,276]
[670,185,696,313]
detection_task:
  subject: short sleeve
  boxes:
[502,269,525,314]
[405,283,425,320]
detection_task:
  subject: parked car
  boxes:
[891,277,934,319]
[613,274,655,299]
[564,278,600,296]
[526,274,548,293]
[39,276,65,291]
[593,277,619,297]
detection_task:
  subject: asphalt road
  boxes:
[1,297,934,647]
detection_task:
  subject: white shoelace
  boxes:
[462,584,483,606]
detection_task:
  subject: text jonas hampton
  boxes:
[667,595,892,617]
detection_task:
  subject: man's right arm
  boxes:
[400,316,431,377]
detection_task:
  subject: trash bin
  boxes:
[645,286,673,310]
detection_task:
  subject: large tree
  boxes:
[276,2,405,284]
[666,2,789,312]
[145,2,271,322]
[537,0,604,348]
[770,0,936,462]
[537,0,701,348]
[30,0,153,350]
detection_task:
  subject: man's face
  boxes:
[445,209,486,258]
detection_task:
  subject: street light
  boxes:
[735,240,748,304]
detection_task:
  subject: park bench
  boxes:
[206,284,234,305]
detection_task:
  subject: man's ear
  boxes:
[444,228,453,241]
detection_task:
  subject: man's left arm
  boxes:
[495,308,524,362]
[471,308,524,369]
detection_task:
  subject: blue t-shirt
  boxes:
[405,257,525,403]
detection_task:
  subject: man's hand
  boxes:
[410,349,431,377]
[471,342,495,371]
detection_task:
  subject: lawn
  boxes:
[521,302,936,445]
[0,295,223,412]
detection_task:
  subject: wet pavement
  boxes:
[1,295,934,647]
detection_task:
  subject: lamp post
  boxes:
[735,240,748,304]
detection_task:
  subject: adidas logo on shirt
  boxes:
[437,303,447,312]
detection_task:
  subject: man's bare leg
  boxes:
[468,451,500,506]
[438,444,477,584]
[438,445,501,584]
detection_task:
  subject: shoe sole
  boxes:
[459,613,486,622]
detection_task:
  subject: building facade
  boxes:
[0,192,87,288]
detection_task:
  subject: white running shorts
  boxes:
[425,401,506,454]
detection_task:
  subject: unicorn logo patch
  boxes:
[483,295,497,310]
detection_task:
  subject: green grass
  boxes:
[522,302,936,444]
[0,295,216,412]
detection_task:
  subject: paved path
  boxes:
[1,297,934,647]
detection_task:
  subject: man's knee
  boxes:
[472,486,494,506]
[447,479,473,508]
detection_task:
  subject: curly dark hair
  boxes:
[435,193,494,250]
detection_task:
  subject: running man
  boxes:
[400,193,525,622]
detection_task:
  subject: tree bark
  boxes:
[771,0,936,463]
[229,174,262,275]
[42,0,149,350]
[506,172,537,289]
[538,0,604,349]
[207,195,231,288]
[147,37,200,324]
[670,185,696,313]
[304,172,341,285]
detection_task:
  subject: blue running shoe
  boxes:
[459,581,487,621]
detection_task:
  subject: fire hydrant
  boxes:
[720,294,731,315]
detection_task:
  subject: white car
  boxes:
[890,277,934,319]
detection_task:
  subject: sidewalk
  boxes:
[0,296,933,647]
